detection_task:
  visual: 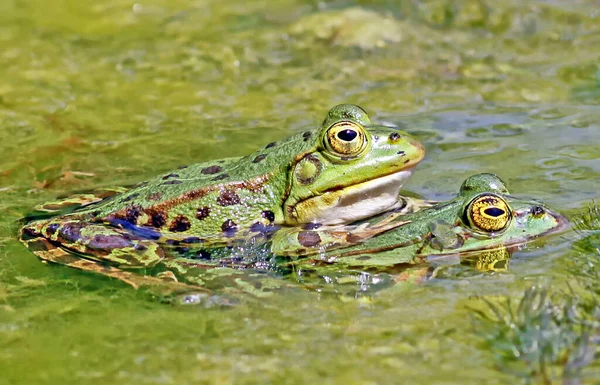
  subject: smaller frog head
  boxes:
[285,104,425,225]
[428,173,568,254]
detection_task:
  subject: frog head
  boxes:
[422,173,568,255]
[284,104,425,225]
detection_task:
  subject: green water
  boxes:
[1,0,600,383]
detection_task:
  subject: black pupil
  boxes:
[484,207,505,217]
[337,129,357,142]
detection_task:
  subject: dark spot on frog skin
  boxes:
[56,222,85,243]
[345,233,363,243]
[297,231,321,247]
[374,135,380,141]
[47,223,60,235]
[174,246,190,254]
[302,131,312,141]
[397,150,405,156]
[217,190,241,206]
[134,243,147,251]
[123,193,140,202]
[148,192,163,201]
[191,250,211,260]
[125,204,143,224]
[88,235,134,250]
[146,209,168,228]
[403,158,411,164]
[169,215,191,232]
[303,222,322,230]
[20,227,39,240]
[201,165,223,175]
[162,180,182,185]
[253,154,267,163]
[265,142,277,149]
[212,173,229,181]
[196,206,211,220]
[162,173,180,180]
[182,236,204,244]
[221,219,238,234]
[261,210,275,223]
[389,132,401,141]
[165,239,180,246]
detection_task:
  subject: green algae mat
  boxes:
[1,1,600,384]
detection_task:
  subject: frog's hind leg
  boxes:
[19,221,208,294]
[28,187,129,218]
[21,235,208,294]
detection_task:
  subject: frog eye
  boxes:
[324,121,368,157]
[465,194,511,232]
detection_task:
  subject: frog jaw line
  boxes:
[289,169,414,225]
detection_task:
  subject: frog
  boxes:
[19,104,426,292]
[267,173,567,291]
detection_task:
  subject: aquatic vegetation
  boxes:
[471,287,598,384]
[471,204,600,384]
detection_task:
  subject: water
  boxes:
[1,0,599,384]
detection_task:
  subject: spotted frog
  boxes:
[270,173,567,286]
[20,104,425,291]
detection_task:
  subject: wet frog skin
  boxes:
[20,104,424,290]
[19,174,565,296]
[273,173,568,270]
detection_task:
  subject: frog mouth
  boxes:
[289,168,416,225]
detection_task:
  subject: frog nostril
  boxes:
[389,132,401,141]
[530,206,545,216]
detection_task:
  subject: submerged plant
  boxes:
[471,286,598,384]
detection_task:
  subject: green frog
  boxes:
[255,173,568,295]
[273,173,567,267]
[20,104,425,291]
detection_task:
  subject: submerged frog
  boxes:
[20,104,425,290]
[273,173,567,269]
[252,173,568,294]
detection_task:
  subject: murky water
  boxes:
[1,1,599,384]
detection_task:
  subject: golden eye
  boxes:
[324,121,367,157]
[466,194,511,232]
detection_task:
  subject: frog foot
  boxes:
[32,187,129,215]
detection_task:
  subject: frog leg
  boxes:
[20,220,209,294]
[32,187,128,215]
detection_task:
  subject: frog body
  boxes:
[20,104,425,288]
[273,173,567,270]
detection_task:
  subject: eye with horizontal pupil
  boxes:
[467,194,511,232]
[483,207,505,217]
[337,129,358,142]
[325,121,367,156]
